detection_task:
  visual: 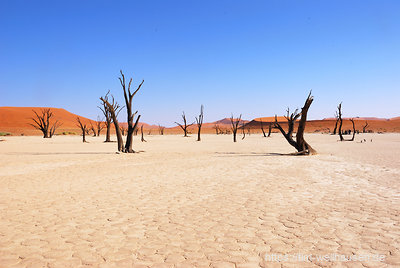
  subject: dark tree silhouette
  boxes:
[349,118,356,141]
[98,91,113,142]
[158,124,165,135]
[268,122,272,137]
[175,112,193,137]
[337,103,344,141]
[100,93,124,151]
[363,121,369,133]
[76,117,88,143]
[119,70,143,153]
[90,121,97,137]
[195,105,204,141]
[213,124,221,135]
[96,116,105,137]
[260,119,267,137]
[241,121,246,140]
[230,114,242,142]
[274,91,316,155]
[29,108,62,138]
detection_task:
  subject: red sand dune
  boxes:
[1,107,399,136]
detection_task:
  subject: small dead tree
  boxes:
[29,108,62,138]
[336,102,354,142]
[363,121,369,133]
[76,117,88,143]
[158,124,165,135]
[98,91,113,142]
[119,70,143,153]
[230,114,242,142]
[274,91,316,155]
[241,122,246,140]
[268,122,272,137]
[90,121,97,136]
[100,93,124,151]
[195,105,204,141]
[175,112,193,137]
[213,124,221,135]
[141,125,146,142]
[96,116,105,136]
[260,119,267,137]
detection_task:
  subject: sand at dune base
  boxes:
[0,133,399,267]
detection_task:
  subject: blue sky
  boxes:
[1,0,399,126]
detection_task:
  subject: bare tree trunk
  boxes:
[268,122,272,137]
[337,103,344,141]
[241,122,246,140]
[260,119,267,137]
[274,91,316,155]
[175,112,193,137]
[98,92,113,142]
[158,124,165,135]
[100,93,124,151]
[363,121,369,133]
[230,114,241,142]
[76,117,88,143]
[119,70,143,153]
[349,119,356,141]
[195,105,204,141]
[29,108,62,138]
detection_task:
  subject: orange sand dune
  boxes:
[0,107,97,136]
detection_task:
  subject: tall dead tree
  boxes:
[158,124,165,135]
[141,125,146,142]
[363,121,369,133]
[98,91,113,142]
[195,105,204,141]
[96,116,105,136]
[29,108,62,138]
[119,70,143,153]
[230,114,242,142]
[274,91,316,155]
[175,112,193,137]
[100,93,124,151]
[76,117,88,143]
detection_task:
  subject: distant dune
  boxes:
[1,107,399,135]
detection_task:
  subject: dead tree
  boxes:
[268,122,272,137]
[213,124,221,135]
[274,91,316,155]
[336,102,355,142]
[195,105,204,141]
[90,121,97,136]
[119,70,143,153]
[241,122,246,140]
[141,125,146,142]
[96,116,105,136]
[158,124,165,135]
[230,114,242,142]
[76,117,88,143]
[175,112,193,137]
[98,91,113,142]
[100,93,124,151]
[260,119,267,137]
[29,108,62,138]
[363,121,369,133]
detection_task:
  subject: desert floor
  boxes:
[0,134,399,268]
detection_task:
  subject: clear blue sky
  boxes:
[1,0,399,126]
